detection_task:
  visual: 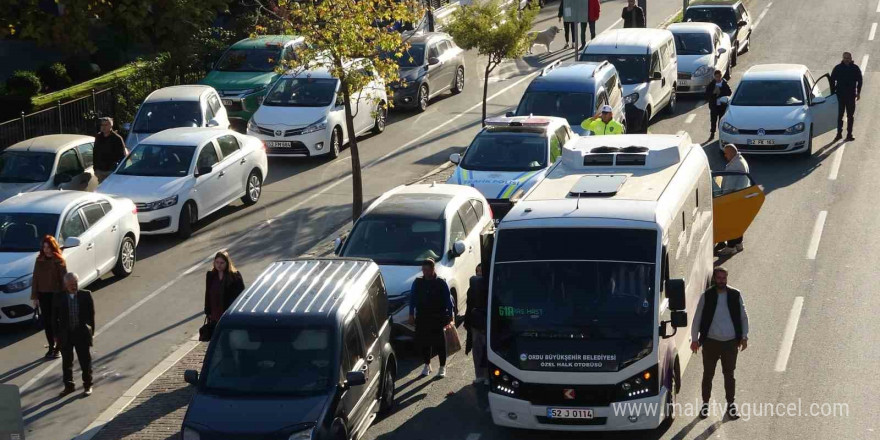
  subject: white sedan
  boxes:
[669,22,732,94]
[720,64,839,156]
[0,191,139,324]
[98,128,268,238]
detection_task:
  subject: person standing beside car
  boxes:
[706,70,733,141]
[204,251,245,325]
[830,51,862,142]
[55,272,95,397]
[621,0,645,28]
[464,264,489,385]
[31,235,67,359]
[409,258,454,379]
[93,117,128,183]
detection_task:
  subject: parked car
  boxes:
[448,116,575,219]
[97,128,268,238]
[719,64,839,156]
[0,191,139,324]
[683,0,752,66]
[123,85,230,149]
[0,135,98,202]
[668,22,733,94]
[247,63,388,158]
[388,32,465,112]
[182,258,396,440]
[200,35,305,126]
[510,60,626,135]
[335,183,493,335]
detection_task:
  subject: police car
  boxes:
[447,116,575,219]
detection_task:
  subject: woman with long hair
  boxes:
[32,235,67,359]
[204,251,245,324]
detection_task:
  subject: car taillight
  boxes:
[132,205,138,214]
[488,205,494,219]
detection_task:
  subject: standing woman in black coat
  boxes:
[204,251,245,323]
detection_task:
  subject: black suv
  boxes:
[388,32,466,112]
[181,258,397,440]
[683,0,753,66]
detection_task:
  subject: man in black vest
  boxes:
[690,267,750,419]
[54,273,95,397]
[409,258,454,378]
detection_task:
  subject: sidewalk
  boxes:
[84,163,456,440]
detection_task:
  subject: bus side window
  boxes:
[661,246,670,299]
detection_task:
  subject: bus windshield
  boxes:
[490,228,656,372]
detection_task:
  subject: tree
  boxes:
[255,0,422,222]
[445,0,537,126]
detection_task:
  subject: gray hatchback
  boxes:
[389,32,466,112]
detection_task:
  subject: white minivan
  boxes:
[580,29,678,133]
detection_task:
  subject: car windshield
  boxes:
[515,92,594,127]
[0,214,59,252]
[460,132,547,172]
[263,77,338,107]
[0,151,54,183]
[490,228,657,372]
[580,54,649,85]
[343,218,444,265]
[215,48,282,72]
[203,327,335,396]
[674,32,713,55]
[684,7,738,32]
[731,80,805,106]
[116,144,195,177]
[132,101,203,134]
[397,44,426,68]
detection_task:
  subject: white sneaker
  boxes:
[716,246,738,257]
[437,366,447,378]
[420,365,432,377]
[735,243,744,252]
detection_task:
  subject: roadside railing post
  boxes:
[57,100,63,133]
[20,111,26,139]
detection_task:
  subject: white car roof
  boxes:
[585,29,673,55]
[742,64,808,81]
[139,127,236,146]
[144,85,214,103]
[363,183,485,219]
[667,22,720,34]
[6,134,95,154]
[0,190,107,214]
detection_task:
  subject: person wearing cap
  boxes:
[408,258,455,378]
[581,105,625,135]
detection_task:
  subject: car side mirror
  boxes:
[671,310,688,328]
[505,111,515,117]
[450,240,466,258]
[737,20,748,27]
[718,96,730,105]
[196,165,213,177]
[344,371,367,389]
[206,118,220,128]
[184,369,199,385]
[335,96,345,108]
[811,95,826,105]
[449,153,461,164]
[717,48,727,55]
[333,236,345,255]
[428,57,440,66]
[652,71,663,80]
[122,122,132,131]
[63,237,82,249]
[665,278,686,310]
[54,173,73,186]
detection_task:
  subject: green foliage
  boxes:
[38,63,73,92]
[6,70,43,97]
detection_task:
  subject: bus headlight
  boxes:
[489,363,521,397]
[615,365,658,401]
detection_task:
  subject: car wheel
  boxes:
[177,202,196,239]
[241,170,262,205]
[731,44,738,67]
[379,366,396,415]
[372,103,387,134]
[328,127,341,159]
[417,85,429,112]
[743,34,751,53]
[112,236,136,277]
[331,419,347,440]
[638,110,650,134]
[666,88,677,114]
[452,67,465,94]
[800,126,813,158]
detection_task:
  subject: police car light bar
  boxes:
[484,116,552,127]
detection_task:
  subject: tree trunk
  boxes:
[482,61,492,127]
[343,88,364,222]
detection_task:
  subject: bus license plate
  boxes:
[266,141,292,148]
[748,139,775,145]
[547,408,594,419]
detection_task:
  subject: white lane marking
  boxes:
[774,297,805,372]
[753,2,773,30]
[466,434,481,440]
[828,144,846,180]
[862,54,870,71]
[806,211,827,260]
[685,114,696,124]
[603,18,622,34]
[870,23,878,41]
[877,0,880,13]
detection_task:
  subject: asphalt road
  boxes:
[4,0,877,439]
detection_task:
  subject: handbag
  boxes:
[198,318,216,342]
[444,323,462,355]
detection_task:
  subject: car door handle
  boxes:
[366,354,374,363]
[744,193,759,199]
[218,171,225,177]
[111,225,118,232]
[86,243,94,250]
[240,158,246,164]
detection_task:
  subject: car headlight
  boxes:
[288,427,314,440]
[624,92,640,105]
[301,119,328,135]
[141,195,178,212]
[247,118,258,132]
[721,122,739,134]
[785,122,806,134]
[4,275,32,293]
[182,427,200,440]
[693,65,712,77]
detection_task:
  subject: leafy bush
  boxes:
[6,70,43,97]
[38,63,73,91]
[64,56,99,83]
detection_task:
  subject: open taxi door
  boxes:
[712,171,765,243]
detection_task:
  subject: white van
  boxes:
[486,133,764,431]
[580,29,678,133]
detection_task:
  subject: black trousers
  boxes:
[709,104,727,133]
[701,338,739,404]
[61,332,92,388]
[563,22,595,45]
[416,320,447,367]
[837,96,856,135]
[38,292,56,349]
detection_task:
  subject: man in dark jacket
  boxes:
[690,267,750,419]
[706,70,733,141]
[621,0,645,28]
[93,117,127,183]
[409,258,454,378]
[464,264,489,385]
[54,273,95,397]
[830,52,863,142]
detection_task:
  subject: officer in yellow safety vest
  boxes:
[581,104,625,135]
